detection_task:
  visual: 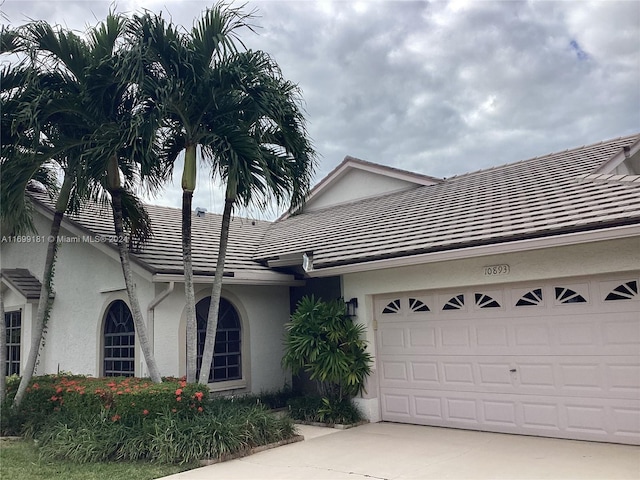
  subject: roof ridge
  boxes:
[27,191,271,225]
[342,155,443,183]
[444,133,640,181]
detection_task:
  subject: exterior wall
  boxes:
[341,237,640,421]
[2,211,292,394]
[161,283,291,394]
[304,169,418,212]
[1,286,36,374]
[1,211,155,377]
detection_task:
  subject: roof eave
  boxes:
[29,197,156,281]
[303,222,640,277]
[152,271,304,286]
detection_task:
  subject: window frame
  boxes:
[102,299,136,377]
[195,296,245,389]
[5,310,21,376]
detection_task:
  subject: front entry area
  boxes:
[375,273,640,445]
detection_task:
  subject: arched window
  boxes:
[103,300,135,377]
[195,297,242,383]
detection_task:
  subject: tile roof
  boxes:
[255,134,640,270]
[29,192,273,277]
[1,268,47,299]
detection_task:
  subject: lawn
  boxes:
[0,439,194,480]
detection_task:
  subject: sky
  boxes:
[2,0,639,220]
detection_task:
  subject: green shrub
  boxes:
[286,395,363,425]
[230,386,296,410]
[37,403,295,464]
[1,375,210,436]
[2,375,296,465]
[282,296,373,401]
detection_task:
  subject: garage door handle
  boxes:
[509,369,517,373]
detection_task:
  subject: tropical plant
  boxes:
[3,14,166,397]
[198,48,317,385]
[283,296,373,401]
[127,3,255,383]
[1,26,80,407]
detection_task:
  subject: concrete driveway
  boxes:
[161,422,640,480]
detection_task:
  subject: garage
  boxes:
[375,273,640,445]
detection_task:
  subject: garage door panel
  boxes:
[376,274,640,445]
[603,318,640,346]
[379,354,639,399]
[380,387,640,444]
[380,320,639,357]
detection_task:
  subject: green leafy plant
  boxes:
[282,296,373,402]
[286,395,364,425]
[1,375,209,436]
[2,375,295,465]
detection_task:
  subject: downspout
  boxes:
[146,282,175,373]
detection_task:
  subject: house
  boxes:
[2,133,639,445]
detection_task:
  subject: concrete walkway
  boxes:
[161,422,640,480]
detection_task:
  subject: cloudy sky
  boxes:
[3,0,639,219]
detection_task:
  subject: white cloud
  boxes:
[3,0,639,219]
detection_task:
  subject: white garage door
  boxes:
[376,274,640,445]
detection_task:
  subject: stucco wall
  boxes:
[1,211,155,377]
[154,283,291,394]
[342,236,640,421]
[305,169,418,212]
[2,209,291,394]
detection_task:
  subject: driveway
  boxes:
[161,422,640,480]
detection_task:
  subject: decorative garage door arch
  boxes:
[195,297,242,383]
[375,274,640,445]
[103,300,135,377]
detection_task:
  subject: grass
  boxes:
[0,439,194,480]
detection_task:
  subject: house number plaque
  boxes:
[483,264,510,276]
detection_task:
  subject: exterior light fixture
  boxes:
[345,297,358,317]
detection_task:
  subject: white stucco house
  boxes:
[2,133,639,445]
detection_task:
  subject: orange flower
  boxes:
[175,388,183,396]
[171,408,177,413]
[197,406,203,412]
[194,391,204,402]
[56,387,63,393]
[32,383,39,390]
[143,409,149,415]
[176,396,182,402]
[111,414,121,422]
[50,395,58,401]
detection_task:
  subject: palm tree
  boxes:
[1,28,75,407]
[4,15,165,399]
[127,4,254,383]
[198,50,316,385]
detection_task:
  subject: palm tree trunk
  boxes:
[182,190,197,383]
[182,143,198,383]
[12,175,72,408]
[0,288,6,404]
[198,197,234,385]
[110,189,162,383]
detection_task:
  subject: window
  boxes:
[605,281,638,301]
[475,293,501,308]
[555,287,587,304]
[382,299,401,314]
[409,298,430,312]
[103,300,135,377]
[516,288,543,307]
[443,294,465,310]
[195,297,242,383]
[5,311,21,376]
